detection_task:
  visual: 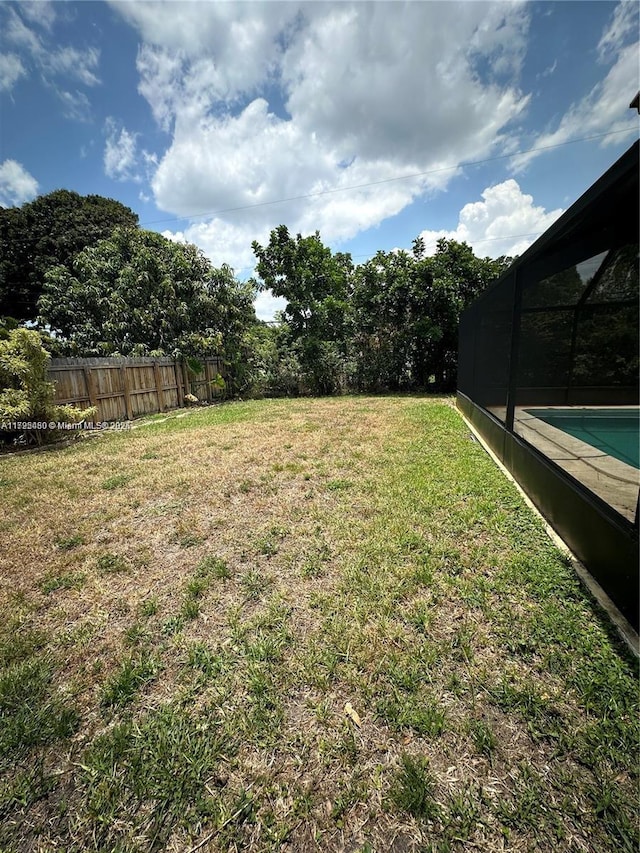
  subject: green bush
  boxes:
[0,328,94,446]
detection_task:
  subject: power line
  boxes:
[140,127,637,227]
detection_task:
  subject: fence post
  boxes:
[182,361,191,398]
[153,361,165,412]
[174,360,184,408]
[204,359,214,402]
[120,364,133,420]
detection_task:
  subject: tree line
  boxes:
[1,190,513,398]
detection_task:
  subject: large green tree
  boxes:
[351,247,433,391]
[38,228,256,370]
[0,190,139,321]
[251,228,511,395]
[350,238,511,392]
[251,226,354,394]
[418,238,512,389]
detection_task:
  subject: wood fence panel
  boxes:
[159,363,179,410]
[190,367,209,401]
[205,357,225,400]
[48,365,92,411]
[49,357,225,421]
[128,364,156,418]
[93,364,126,422]
[48,356,225,422]
[152,363,165,412]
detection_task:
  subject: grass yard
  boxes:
[0,396,637,853]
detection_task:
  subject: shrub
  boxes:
[0,328,94,446]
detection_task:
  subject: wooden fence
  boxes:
[49,356,225,423]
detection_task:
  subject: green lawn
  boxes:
[0,396,637,852]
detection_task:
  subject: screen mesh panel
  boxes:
[458,143,639,525]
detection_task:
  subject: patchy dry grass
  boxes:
[0,396,637,853]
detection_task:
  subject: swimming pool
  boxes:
[524,408,640,470]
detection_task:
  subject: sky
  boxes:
[0,1,638,320]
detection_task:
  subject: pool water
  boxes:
[524,408,640,470]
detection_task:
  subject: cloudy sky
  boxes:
[1,1,638,319]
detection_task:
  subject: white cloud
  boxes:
[161,229,187,244]
[118,2,294,104]
[3,7,43,56]
[1,4,100,113]
[45,46,100,87]
[142,149,159,168]
[281,2,529,164]
[0,159,39,207]
[512,40,639,171]
[417,180,564,259]
[19,1,56,32]
[598,0,639,62]
[151,96,427,225]
[467,3,530,78]
[163,217,266,276]
[56,89,91,122]
[513,4,639,171]
[0,53,26,92]
[540,59,557,79]
[113,1,532,266]
[135,46,186,132]
[104,119,139,181]
[254,291,287,323]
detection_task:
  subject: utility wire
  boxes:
[140,127,637,227]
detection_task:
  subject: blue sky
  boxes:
[1,1,638,319]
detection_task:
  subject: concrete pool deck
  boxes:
[514,406,639,523]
